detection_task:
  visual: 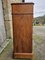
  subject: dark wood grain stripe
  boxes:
[11,3,34,5]
[12,13,33,15]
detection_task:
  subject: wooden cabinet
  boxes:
[11,3,34,58]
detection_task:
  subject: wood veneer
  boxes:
[11,3,34,58]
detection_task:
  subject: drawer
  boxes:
[11,3,34,14]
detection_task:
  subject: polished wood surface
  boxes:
[13,53,33,58]
[13,15,33,53]
[11,3,34,58]
[12,3,33,14]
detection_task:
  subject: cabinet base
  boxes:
[13,53,33,59]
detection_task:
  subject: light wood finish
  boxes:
[13,53,33,58]
[12,5,33,14]
[11,3,34,58]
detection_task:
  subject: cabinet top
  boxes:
[11,2,34,5]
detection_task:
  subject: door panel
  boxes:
[13,15,33,53]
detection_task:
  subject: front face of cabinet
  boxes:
[11,3,34,58]
[13,15,33,53]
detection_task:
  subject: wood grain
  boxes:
[11,3,34,58]
[13,53,33,58]
[12,4,33,14]
[13,15,33,53]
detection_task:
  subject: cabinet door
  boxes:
[12,14,33,53]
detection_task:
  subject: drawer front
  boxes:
[12,4,33,14]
